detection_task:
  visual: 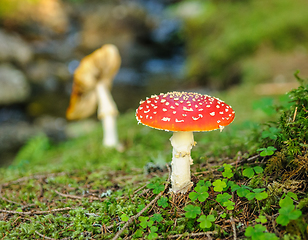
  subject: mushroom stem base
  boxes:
[102,115,119,148]
[170,131,194,193]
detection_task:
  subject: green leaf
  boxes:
[253,166,263,174]
[184,205,201,219]
[148,226,158,240]
[246,192,256,201]
[147,182,164,194]
[222,169,234,178]
[120,213,129,222]
[134,229,144,238]
[255,192,268,200]
[216,193,231,203]
[256,215,267,224]
[137,204,146,212]
[237,187,251,197]
[287,192,298,200]
[223,200,235,210]
[279,196,293,208]
[197,215,215,229]
[157,196,168,208]
[189,192,199,202]
[151,213,163,223]
[243,168,254,178]
[213,179,227,192]
[195,185,208,193]
[198,192,209,202]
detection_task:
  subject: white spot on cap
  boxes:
[206,105,210,108]
[216,105,220,108]
[198,108,204,111]
[144,110,150,113]
[175,119,184,122]
[161,99,166,103]
[219,112,224,114]
[210,112,215,116]
[173,111,176,114]
[183,106,193,111]
[162,117,170,121]
[226,109,229,112]
[170,106,175,109]
[163,108,167,112]
[165,102,170,105]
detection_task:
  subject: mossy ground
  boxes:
[1,77,308,239]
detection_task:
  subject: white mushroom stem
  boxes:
[96,81,120,148]
[170,131,194,193]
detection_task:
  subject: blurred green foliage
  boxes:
[171,0,308,89]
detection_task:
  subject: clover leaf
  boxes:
[184,205,201,219]
[151,213,163,223]
[256,215,267,224]
[276,196,302,226]
[243,166,264,178]
[197,214,215,229]
[120,213,129,222]
[246,188,268,201]
[245,224,278,240]
[222,164,234,178]
[189,185,209,202]
[216,193,231,204]
[223,200,235,210]
[148,226,158,239]
[257,146,277,157]
[157,196,168,208]
[147,182,164,194]
[213,179,227,192]
[139,216,154,229]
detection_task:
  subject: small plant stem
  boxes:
[157,231,217,239]
[54,190,100,201]
[35,231,56,240]
[230,216,237,240]
[293,106,298,122]
[0,207,73,216]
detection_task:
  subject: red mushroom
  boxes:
[136,91,235,193]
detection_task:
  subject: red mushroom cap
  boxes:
[136,91,235,132]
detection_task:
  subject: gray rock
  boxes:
[0,64,30,105]
[0,29,33,64]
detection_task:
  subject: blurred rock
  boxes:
[34,115,67,141]
[0,122,41,153]
[0,64,30,105]
[1,0,68,34]
[79,2,150,52]
[0,30,33,64]
[27,59,70,84]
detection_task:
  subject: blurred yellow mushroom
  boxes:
[66,44,122,150]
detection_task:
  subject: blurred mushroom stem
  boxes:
[170,131,194,193]
[96,81,122,150]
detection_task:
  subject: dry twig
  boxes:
[0,207,73,216]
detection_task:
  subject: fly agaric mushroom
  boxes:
[136,91,235,193]
[67,44,122,150]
